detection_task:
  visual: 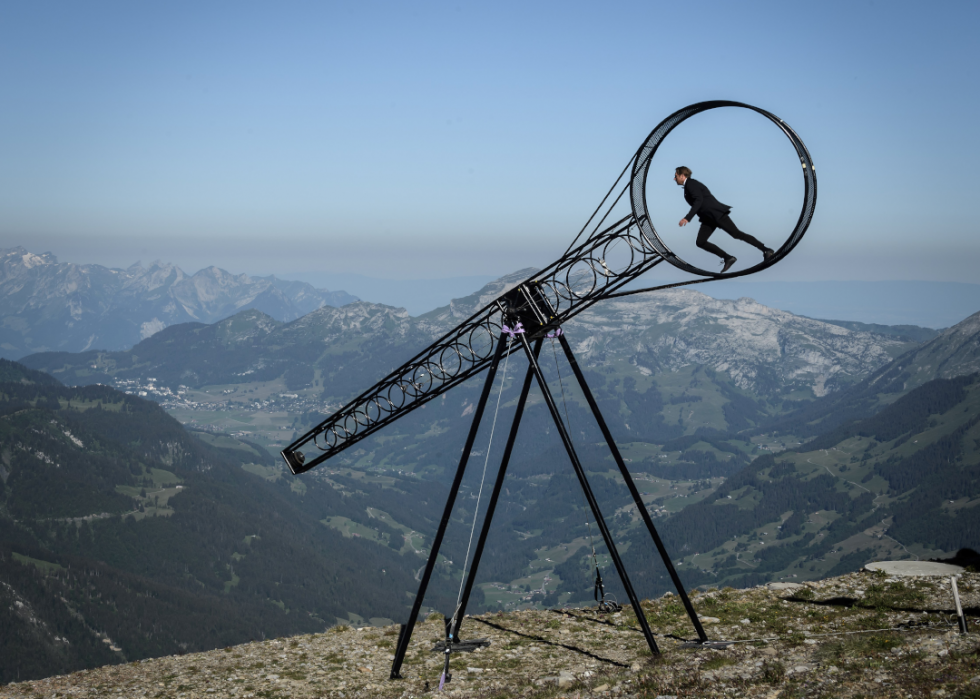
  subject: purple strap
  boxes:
[546,328,563,338]
[501,322,525,337]
[439,672,446,690]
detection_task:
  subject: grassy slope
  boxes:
[0,366,464,684]
[621,374,980,596]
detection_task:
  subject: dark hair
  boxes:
[675,166,692,178]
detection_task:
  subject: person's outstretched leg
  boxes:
[696,223,730,260]
[716,215,769,253]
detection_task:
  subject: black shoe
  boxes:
[763,248,775,261]
[721,257,736,273]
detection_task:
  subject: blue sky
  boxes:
[1,0,977,287]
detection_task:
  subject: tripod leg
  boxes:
[519,333,660,656]
[390,333,511,680]
[452,339,544,640]
[557,333,708,642]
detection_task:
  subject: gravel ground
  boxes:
[3,570,980,698]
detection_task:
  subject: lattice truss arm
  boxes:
[281,101,816,474]
[282,214,663,474]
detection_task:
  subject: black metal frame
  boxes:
[389,324,708,680]
[279,101,818,681]
[387,331,511,671]
[281,101,816,475]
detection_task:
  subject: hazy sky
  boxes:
[1,0,977,286]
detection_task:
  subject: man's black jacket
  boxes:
[683,178,731,225]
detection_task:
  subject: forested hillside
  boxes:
[598,372,980,600]
[6,305,979,687]
[755,308,980,439]
[19,273,925,456]
[0,360,458,684]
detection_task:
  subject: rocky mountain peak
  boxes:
[2,247,57,270]
[288,301,413,339]
[0,247,359,359]
[212,310,282,344]
[562,287,917,398]
[131,261,187,293]
[865,308,980,398]
[939,308,980,345]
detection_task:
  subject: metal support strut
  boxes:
[385,326,723,681]
[557,333,708,643]
[389,332,510,680]
[279,102,818,682]
[450,339,545,642]
[515,331,661,657]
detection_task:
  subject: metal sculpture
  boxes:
[281,101,817,681]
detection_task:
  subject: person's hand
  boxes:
[679,219,688,227]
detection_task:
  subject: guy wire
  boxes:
[452,335,513,630]
[562,154,634,258]
[550,338,602,579]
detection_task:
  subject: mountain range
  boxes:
[4,318,979,682]
[4,264,980,685]
[0,360,463,684]
[0,247,358,360]
[20,268,930,420]
[694,279,980,329]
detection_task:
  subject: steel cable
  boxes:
[451,336,514,631]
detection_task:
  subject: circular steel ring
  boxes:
[358,397,382,426]
[630,101,817,279]
[464,321,496,362]
[385,380,408,411]
[536,279,566,317]
[599,234,639,279]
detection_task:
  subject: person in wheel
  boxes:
[674,166,774,273]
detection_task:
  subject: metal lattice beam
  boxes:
[281,101,816,475]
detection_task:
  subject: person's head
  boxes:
[674,166,691,184]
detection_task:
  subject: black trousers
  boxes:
[696,215,767,260]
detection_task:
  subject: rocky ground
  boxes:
[3,569,980,698]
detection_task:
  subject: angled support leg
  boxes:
[390,333,511,680]
[557,333,708,642]
[451,338,544,640]
[518,333,661,656]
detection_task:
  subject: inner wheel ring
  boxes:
[629,101,817,279]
